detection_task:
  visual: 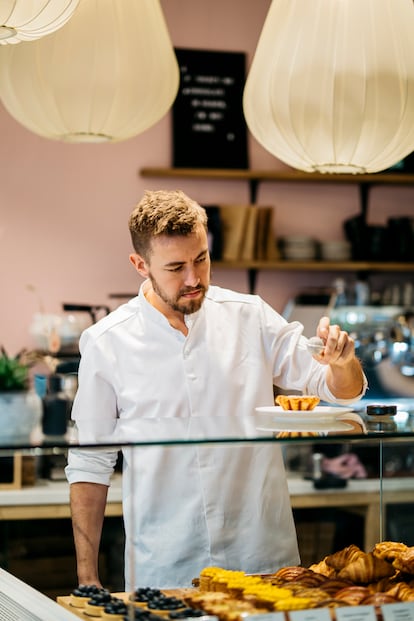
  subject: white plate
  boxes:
[256,420,354,433]
[255,405,352,421]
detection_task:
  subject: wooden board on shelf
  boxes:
[57,589,196,619]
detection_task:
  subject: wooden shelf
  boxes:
[212,260,414,292]
[140,167,414,209]
[212,261,414,272]
[212,260,414,273]
[140,167,414,185]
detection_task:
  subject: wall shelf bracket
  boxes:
[247,268,258,294]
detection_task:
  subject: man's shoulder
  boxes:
[81,297,140,342]
[206,285,262,306]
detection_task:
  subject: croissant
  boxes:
[372,541,408,562]
[368,575,399,593]
[361,592,398,605]
[325,544,365,570]
[334,586,370,605]
[319,578,354,597]
[271,566,314,582]
[386,582,414,601]
[288,573,328,588]
[308,559,335,577]
[316,598,351,608]
[392,548,414,575]
[338,553,395,583]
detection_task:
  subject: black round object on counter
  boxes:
[366,405,397,416]
[365,404,397,432]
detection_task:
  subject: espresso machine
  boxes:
[330,305,414,403]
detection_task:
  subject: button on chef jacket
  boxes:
[66,282,366,589]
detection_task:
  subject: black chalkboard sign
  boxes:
[172,48,248,169]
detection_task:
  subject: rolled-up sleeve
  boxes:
[65,446,119,486]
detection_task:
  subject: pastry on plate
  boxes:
[275,395,320,411]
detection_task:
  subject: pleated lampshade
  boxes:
[243,0,414,174]
[0,0,179,142]
[0,0,79,44]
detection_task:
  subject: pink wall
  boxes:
[1,0,414,355]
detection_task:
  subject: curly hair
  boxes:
[128,190,208,259]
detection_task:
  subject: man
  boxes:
[65,189,367,590]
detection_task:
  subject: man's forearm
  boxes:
[327,357,366,400]
[70,481,109,587]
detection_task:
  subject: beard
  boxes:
[148,272,207,315]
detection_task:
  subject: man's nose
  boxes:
[184,266,200,287]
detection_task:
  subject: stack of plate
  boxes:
[281,236,317,261]
[320,240,351,261]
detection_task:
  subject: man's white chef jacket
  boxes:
[66,283,366,589]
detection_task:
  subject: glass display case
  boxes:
[0,409,414,620]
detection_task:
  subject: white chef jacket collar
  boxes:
[139,279,202,331]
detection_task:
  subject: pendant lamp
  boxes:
[243,0,414,174]
[0,1,79,44]
[0,0,179,142]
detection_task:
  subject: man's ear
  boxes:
[129,253,149,278]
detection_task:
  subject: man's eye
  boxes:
[167,265,183,272]
[196,256,207,263]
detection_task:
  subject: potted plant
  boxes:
[0,347,42,443]
[0,347,30,391]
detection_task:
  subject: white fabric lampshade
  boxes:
[0,0,79,44]
[243,0,414,174]
[0,0,179,142]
